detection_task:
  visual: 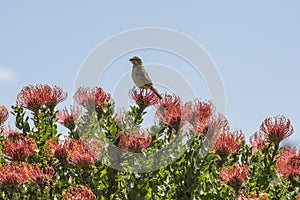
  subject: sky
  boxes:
[0,1,300,144]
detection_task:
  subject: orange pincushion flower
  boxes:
[84,138,103,162]
[203,113,229,138]
[129,87,160,109]
[182,100,214,124]
[238,192,269,200]
[67,139,101,168]
[46,137,71,160]
[1,127,19,137]
[29,165,55,185]
[63,185,96,200]
[260,115,293,147]
[0,162,30,188]
[219,163,249,190]
[16,84,67,112]
[156,95,182,129]
[73,86,113,111]
[47,137,101,167]
[214,129,245,158]
[250,131,268,154]
[117,130,152,152]
[276,147,300,181]
[57,106,82,130]
[3,132,37,161]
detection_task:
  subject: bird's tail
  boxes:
[150,86,162,99]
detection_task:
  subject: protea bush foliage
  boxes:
[0,84,299,199]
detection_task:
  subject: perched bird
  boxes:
[129,56,162,99]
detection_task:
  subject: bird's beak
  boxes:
[129,58,133,62]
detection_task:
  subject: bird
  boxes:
[129,56,162,99]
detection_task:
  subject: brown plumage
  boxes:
[130,56,162,99]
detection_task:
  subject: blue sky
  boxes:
[0,1,300,144]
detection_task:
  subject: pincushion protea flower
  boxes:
[260,115,293,148]
[67,139,101,168]
[117,130,152,152]
[84,138,103,162]
[57,106,82,130]
[129,87,160,110]
[219,163,249,190]
[47,137,102,167]
[3,132,37,161]
[63,185,96,200]
[0,105,9,125]
[195,101,214,135]
[202,114,230,151]
[1,126,19,137]
[16,84,67,112]
[238,192,269,200]
[156,95,182,130]
[196,119,211,136]
[29,165,54,185]
[0,162,30,188]
[210,113,229,131]
[204,113,229,137]
[250,131,268,154]
[276,147,300,181]
[182,100,214,124]
[214,129,245,159]
[73,86,113,111]
[46,137,71,160]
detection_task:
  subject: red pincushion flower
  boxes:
[195,101,214,135]
[45,85,68,110]
[156,95,182,129]
[1,126,19,137]
[47,137,101,167]
[214,129,245,158]
[46,137,71,160]
[129,87,160,109]
[260,115,293,147]
[195,119,211,135]
[195,113,230,150]
[250,131,268,154]
[237,192,268,200]
[63,185,96,200]
[203,113,229,137]
[219,163,249,190]
[67,139,100,168]
[117,130,152,152]
[84,138,103,161]
[0,162,30,188]
[182,100,214,124]
[3,132,37,161]
[73,86,113,111]
[57,106,82,130]
[0,105,9,125]
[29,165,55,185]
[16,84,67,112]
[276,147,300,181]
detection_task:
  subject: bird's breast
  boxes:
[131,67,140,87]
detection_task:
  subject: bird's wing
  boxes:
[135,65,153,86]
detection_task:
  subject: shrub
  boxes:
[0,84,299,199]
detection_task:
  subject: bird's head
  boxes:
[129,56,143,66]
